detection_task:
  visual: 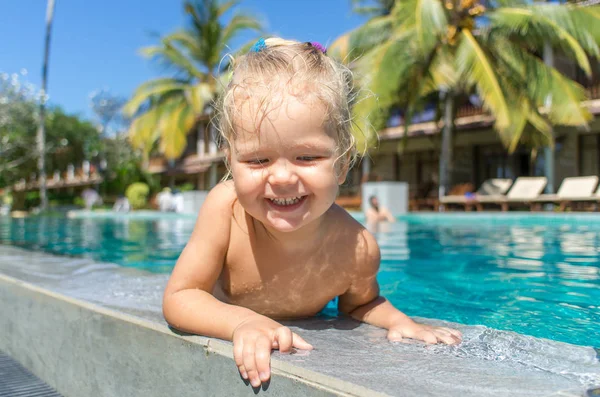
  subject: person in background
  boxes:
[112,194,130,212]
[157,187,174,212]
[365,195,395,225]
[81,188,102,210]
[171,189,184,213]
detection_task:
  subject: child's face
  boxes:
[229,94,346,233]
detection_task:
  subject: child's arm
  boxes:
[338,230,462,345]
[162,182,311,387]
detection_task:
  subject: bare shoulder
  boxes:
[328,205,381,276]
[187,181,237,240]
[164,181,238,296]
[202,180,237,211]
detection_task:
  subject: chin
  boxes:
[265,217,305,233]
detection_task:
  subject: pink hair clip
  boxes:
[308,41,327,54]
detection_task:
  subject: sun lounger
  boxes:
[530,176,599,211]
[476,176,548,211]
[439,179,512,211]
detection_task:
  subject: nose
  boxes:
[267,159,298,186]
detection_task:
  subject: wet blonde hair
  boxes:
[216,37,357,172]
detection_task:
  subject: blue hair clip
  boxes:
[250,38,266,53]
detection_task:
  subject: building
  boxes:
[147,121,227,190]
[358,63,600,206]
[146,59,600,210]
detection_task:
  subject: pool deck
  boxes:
[1,244,599,397]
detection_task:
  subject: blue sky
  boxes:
[0,0,365,121]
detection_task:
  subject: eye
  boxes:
[297,156,322,162]
[245,158,269,165]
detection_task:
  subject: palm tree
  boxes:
[351,0,395,16]
[37,0,56,211]
[124,0,262,164]
[332,0,600,197]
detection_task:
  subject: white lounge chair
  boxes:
[439,179,513,211]
[476,177,548,211]
[531,176,599,211]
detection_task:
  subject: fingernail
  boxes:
[241,371,248,379]
[259,371,269,380]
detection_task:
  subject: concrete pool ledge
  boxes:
[1,245,599,397]
[0,274,380,397]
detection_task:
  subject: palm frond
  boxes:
[456,30,510,130]
[185,83,213,115]
[423,48,457,96]
[329,33,351,62]
[367,33,419,108]
[163,31,201,56]
[492,38,592,125]
[351,0,396,16]
[128,108,161,156]
[415,0,448,51]
[216,0,239,18]
[123,78,187,116]
[488,6,593,75]
[218,13,263,56]
[351,89,382,153]
[329,15,395,63]
[533,4,600,58]
[158,98,195,159]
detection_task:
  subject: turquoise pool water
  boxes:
[1,213,598,348]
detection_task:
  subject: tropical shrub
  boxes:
[125,182,150,209]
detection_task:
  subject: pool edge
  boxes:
[0,273,388,397]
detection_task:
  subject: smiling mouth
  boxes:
[267,195,307,207]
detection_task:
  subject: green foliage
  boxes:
[73,197,85,208]
[102,136,160,196]
[0,73,104,189]
[351,0,395,16]
[1,192,12,206]
[0,72,39,187]
[24,191,40,210]
[125,182,150,209]
[125,0,263,161]
[332,0,600,152]
[45,107,103,174]
[176,182,195,192]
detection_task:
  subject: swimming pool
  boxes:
[1,213,598,348]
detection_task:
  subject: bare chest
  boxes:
[217,226,351,318]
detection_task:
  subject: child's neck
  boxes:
[254,212,328,251]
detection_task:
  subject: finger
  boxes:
[435,332,459,345]
[233,339,247,380]
[387,329,404,342]
[419,330,439,344]
[292,332,313,350]
[274,327,293,353]
[242,341,260,387]
[441,327,463,340]
[255,336,272,383]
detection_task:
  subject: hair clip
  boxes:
[250,38,266,53]
[307,41,327,54]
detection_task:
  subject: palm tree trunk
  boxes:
[438,92,454,200]
[37,0,56,212]
[543,42,555,193]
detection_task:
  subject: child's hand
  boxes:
[232,316,313,387]
[387,322,462,345]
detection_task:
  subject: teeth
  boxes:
[269,196,302,206]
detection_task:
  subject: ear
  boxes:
[224,147,231,164]
[337,154,350,185]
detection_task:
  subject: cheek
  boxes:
[303,165,340,190]
[232,165,266,194]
